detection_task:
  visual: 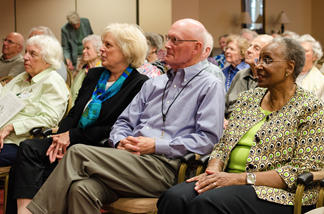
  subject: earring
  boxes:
[98,53,100,56]
[286,73,289,77]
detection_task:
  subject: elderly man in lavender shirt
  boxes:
[27,19,225,214]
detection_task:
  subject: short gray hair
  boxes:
[101,23,147,68]
[66,11,80,24]
[240,28,258,39]
[206,32,214,55]
[82,34,102,53]
[218,34,228,41]
[26,35,63,70]
[272,37,305,81]
[298,34,323,65]
[282,31,299,40]
[145,32,163,52]
[145,39,151,58]
[29,26,56,39]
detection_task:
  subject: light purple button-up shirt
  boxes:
[109,62,225,159]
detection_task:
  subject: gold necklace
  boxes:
[269,84,296,112]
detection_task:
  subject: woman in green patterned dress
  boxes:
[158,37,324,214]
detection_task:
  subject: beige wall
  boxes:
[140,0,172,37]
[199,0,241,44]
[265,0,311,35]
[0,0,16,43]
[78,0,137,37]
[0,0,323,51]
[172,0,320,50]
[172,0,200,21]
[0,0,167,47]
[311,0,324,47]
[16,0,75,42]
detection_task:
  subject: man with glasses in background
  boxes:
[0,32,25,78]
[27,19,225,214]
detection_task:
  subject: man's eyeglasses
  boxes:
[2,39,21,46]
[165,35,198,45]
[255,57,288,65]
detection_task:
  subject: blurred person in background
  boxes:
[296,34,324,100]
[222,34,250,92]
[29,26,67,81]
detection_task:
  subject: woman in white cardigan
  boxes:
[296,34,324,100]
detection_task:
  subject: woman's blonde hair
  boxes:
[101,23,147,68]
[226,34,250,58]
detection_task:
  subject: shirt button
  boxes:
[147,127,149,129]
[174,85,176,88]
[184,79,187,82]
[167,101,170,104]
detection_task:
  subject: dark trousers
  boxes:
[0,144,19,167]
[157,182,315,214]
[6,138,57,214]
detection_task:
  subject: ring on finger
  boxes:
[58,148,62,151]
[213,182,217,187]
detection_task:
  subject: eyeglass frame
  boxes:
[165,35,198,45]
[255,57,289,66]
[2,38,22,47]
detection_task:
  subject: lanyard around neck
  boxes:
[160,68,204,138]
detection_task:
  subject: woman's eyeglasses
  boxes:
[255,58,288,65]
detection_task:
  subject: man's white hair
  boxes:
[206,32,214,55]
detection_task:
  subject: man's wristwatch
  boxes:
[246,172,256,185]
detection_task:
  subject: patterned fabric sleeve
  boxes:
[274,101,324,191]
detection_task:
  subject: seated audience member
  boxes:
[6,23,149,214]
[201,32,225,88]
[225,35,273,119]
[26,19,225,214]
[223,34,250,92]
[282,30,299,40]
[214,34,228,69]
[157,37,322,214]
[240,28,258,43]
[137,39,161,78]
[61,11,93,71]
[0,35,69,167]
[29,26,68,81]
[145,32,166,74]
[71,34,102,105]
[156,34,167,61]
[296,34,324,100]
[0,32,24,78]
[137,40,161,78]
